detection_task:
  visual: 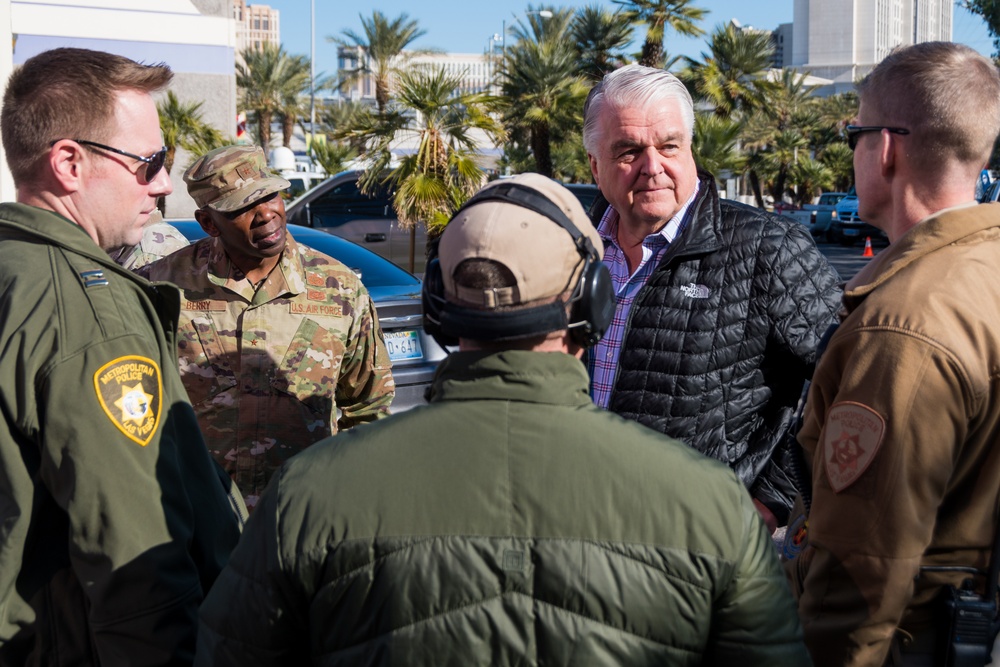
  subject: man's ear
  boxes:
[194,208,221,237]
[588,153,600,188]
[48,140,84,194]
[880,131,896,179]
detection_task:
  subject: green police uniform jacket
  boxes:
[196,350,810,666]
[788,203,1000,666]
[141,233,394,509]
[0,203,242,667]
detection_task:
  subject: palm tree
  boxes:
[789,155,834,206]
[819,142,854,192]
[275,54,311,147]
[570,4,633,81]
[331,11,426,113]
[684,22,774,117]
[333,65,505,271]
[156,91,225,214]
[741,68,819,206]
[613,0,708,68]
[308,140,357,177]
[693,112,743,182]
[501,7,589,177]
[237,44,310,160]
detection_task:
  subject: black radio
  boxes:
[936,581,997,667]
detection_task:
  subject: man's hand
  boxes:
[753,498,779,534]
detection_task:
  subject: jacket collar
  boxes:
[0,202,122,267]
[428,350,593,407]
[842,202,1000,312]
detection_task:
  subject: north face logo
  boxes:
[680,283,710,299]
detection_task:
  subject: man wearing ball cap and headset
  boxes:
[194,173,808,666]
[141,144,394,511]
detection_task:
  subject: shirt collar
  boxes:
[597,181,701,246]
[204,232,306,301]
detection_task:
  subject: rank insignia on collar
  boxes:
[93,355,162,446]
[823,401,885,492]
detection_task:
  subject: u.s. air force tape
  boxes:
[93,355,162,446]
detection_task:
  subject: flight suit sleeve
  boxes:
[336,289,394,428]
[707,486,813,666]
[37,336,231,666]
[795,327,964,667]
[196,467,310,667]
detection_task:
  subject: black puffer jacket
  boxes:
[592,172,841,520]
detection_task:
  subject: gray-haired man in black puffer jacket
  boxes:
[585,64,841,531]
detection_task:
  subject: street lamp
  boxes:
[500,10,552,78]
[309,0,315,160]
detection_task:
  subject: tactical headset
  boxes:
[422,180,615,349]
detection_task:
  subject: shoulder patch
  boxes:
[823,401,885,492]
[93,356,162,446]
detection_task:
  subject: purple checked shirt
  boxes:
[588,183,700,409]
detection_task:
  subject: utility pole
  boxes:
[309,0,316,158]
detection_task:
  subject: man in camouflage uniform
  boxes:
[109,209,189,270]
[141,145,394,509]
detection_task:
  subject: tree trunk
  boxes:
[639,38,663,68]
[282,115,295,147]
[258,111,272,160]
[530,123,553,178]
[749,170,765,209]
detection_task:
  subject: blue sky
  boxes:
[260,0,994,80]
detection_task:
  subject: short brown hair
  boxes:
[1,48,173,186]
[857,42,1000,170]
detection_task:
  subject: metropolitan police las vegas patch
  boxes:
[93,356,162,446]
[823,401,885,492]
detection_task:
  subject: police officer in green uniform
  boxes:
[0,48,242,666]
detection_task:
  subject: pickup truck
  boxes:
[775,192,848,241]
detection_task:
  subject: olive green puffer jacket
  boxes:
[197,351,809,666]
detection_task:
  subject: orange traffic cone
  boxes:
[862,236,874,258]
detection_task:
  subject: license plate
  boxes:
[843,228,859,236]
[384,330,423,362]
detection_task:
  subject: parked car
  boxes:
[829,187,886,247]
[286,173,606,275]
[980,178,1000,203]
[285,170,429,275]
[774,192,847,241]
[166,220,445,413]
[563,183,600,214]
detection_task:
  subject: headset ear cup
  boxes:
[570,259,615,348]
[421,257,458,348]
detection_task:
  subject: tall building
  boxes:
[232,0,278,55]
[792,0,952,90]
[336,47,494,103]
[1,0,237,214]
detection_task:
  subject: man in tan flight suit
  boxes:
[785,42,1000,667]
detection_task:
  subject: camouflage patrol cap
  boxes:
[184,145,290,212]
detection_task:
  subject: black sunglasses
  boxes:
[64,139,167,183]
[845,125,910,151]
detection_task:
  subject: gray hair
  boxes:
[583,64,695,155]
[858,42,1000,171]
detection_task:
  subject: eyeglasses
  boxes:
[61,139,167,183]
[845,125,910,151]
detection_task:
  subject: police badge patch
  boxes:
[94,356,163,446]
[823,401,885,492]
